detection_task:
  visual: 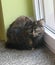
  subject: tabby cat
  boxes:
[5,16,44,50]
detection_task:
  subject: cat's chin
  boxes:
[33,34,38,37]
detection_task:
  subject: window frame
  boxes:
[33,0,55,34]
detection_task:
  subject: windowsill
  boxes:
[44,27,55,40]
[44,27,55,54]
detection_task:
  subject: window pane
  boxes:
[39,0,44,19]
[33,0,40,20]
[43,0,55,31]
[33,0,44,20]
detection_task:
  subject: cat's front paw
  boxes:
[32,48,35,50]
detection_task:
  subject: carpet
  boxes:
[0,42,55,65]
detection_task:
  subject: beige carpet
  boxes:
[0,42,55,65]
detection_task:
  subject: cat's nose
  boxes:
[33,31,36,37]
[32,31,34,34]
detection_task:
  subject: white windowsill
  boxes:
[44,27,55,54]
[44,27,55,39]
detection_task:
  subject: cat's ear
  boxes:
[37,19,44,26]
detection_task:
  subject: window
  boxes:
[33,0,55,34]
[33,0,44,20]
[43,0,55,33]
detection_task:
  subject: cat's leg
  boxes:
[27,38,35,50]
[32,48,35,50]
[5,40,11,48]
[25,38,33,50]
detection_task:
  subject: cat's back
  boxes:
[10,16,33,28]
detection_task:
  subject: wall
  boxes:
[0,0,5,40]
[1,0,34,40]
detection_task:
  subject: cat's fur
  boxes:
[5,16,44,50]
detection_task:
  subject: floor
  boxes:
[0,42,55,65]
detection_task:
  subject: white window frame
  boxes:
[33,0,44,20]
[43,0,55,34]
[33,0,55,54]
[33,0,55,34]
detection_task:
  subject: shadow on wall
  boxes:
[0,0,5,40]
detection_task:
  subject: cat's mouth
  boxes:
[33,33,39,37]
[33,32,43,37]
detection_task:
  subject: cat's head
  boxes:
[24,19,44,38]
[33,19,44,37]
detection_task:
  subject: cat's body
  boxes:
[6,16,44,50]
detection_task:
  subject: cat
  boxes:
[5,16,44,50]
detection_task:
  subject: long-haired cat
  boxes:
[5,16,44,50]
